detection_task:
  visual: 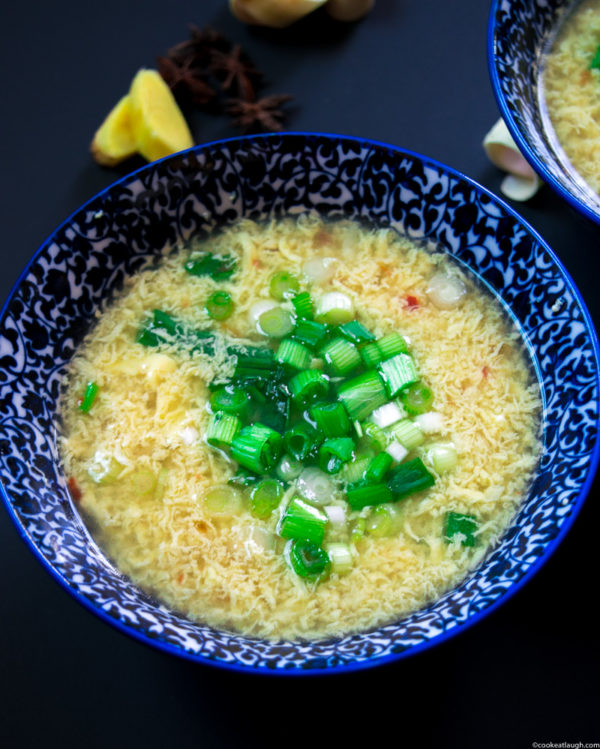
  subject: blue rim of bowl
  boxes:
[1,131,599,676]
[487,0,600,228]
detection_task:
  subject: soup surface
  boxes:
[59,217,541,640]
[544,0,600,193]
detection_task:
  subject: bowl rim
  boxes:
[1,131,599,675]
[487,0,600,228]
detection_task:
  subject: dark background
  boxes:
[1,1,598,746]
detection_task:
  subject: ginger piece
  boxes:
[229,0,328,27]
[129,69,194,162]
[91,95,137,167]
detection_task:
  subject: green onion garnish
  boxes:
[366,504,402,537]
[288,369,330,406]
[232,347,277,382]
[79,381,99,413]
[591,42,600,71]
[292,291,314,320]
[361,420,388,450]
[320,337,361,376]
[205,291,234,321]
[206,411,241,449]
[401,382,434,415]
[249,479,285,519]
[315,292,354,324]
[278,497,328,546]
[231,423,283,473]
[290,319,329,350]
[209,385,249,418]
[427,443,458,473]
[338,370,388,421]
[310,401,351,438]
[376,332,409,359]
[325,542,353,575]
[386,457,435,498]
[276,454,304,481]
[350,516,366,544]
[359,341,384,369]
[337,320,375,344]
[364,451,393,483]
[445,511,478,547]
[378,353,419,397]
[346,482,393,511]
[284,423,320,461]
[339,455,371,484]
[184,252,236,281]
[228,468,260,487]
[257,306,295,338]
[318,436,355,474]
[276,338,312,370]
[285,539,330,580]
[269,271,300,301]
[204,485,242,514]
[388,418,424,450]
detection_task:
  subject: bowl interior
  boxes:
[489,0,600,225]
[0,134,598,673]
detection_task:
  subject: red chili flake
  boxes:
[405,295,419,310]
[177,573,185,584]
[482,366,490,379]
[67,477,82,502]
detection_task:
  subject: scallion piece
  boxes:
[350,516,366,544]
[290,319,329,350]
[591,43,600,71]
[346,482,393,511]
[184,252,236,281]
[276,454,304,481]
[257,306,295,338]
[288,369,329,406]
[231,423,283,473]
[228,468,260,487]
[270,271,300,301]
[338,370,388,421]
[320,337,361,376]
[378,353,419,397]
[401,382,434,415]
[445,511,478,547]
[284,423,320,462]
[205,291,234,321]
[277,497,328,546]
[310,401,351,438]
[427,443,458,473]
[338,320,375,344]
[318,437,355,474]
[339,455,371,484]
[366,504,402,537]
[325,542,353,575]
[360,341,384,369]
[232,347,277,382]
[376,332,409,359]
[361,420,388,451]
[209,385,249,418]
[285,539,330,580]
[386,457,435,498]
[315,291,354,325]
[204,485,242,514]
[206,411,241,449]
[79,381,99,413]
[276,338,312,370]
[249,479,285,519]
[292,291,314,320]
[364,452,393,483]
[389,418,424,450]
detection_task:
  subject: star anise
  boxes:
[166,25,231,68]
[210,44,262,101]
[226,94,294,133]
[157,55,217,107]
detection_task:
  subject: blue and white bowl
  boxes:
[0,133,598,674]
[489,0,600,226]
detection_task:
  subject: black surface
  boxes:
[1,1,598,747]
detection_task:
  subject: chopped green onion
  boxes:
[205,291,234,321]
[339,455,371,484]
[346,482,393,511]
[290,319,329,350]
[361,420,388,451]
[364,452,393,483]
[385,441,409,463]
[231,423,283,473]
[325,542,353,575]
[204,485,242,514]
[285,539,330,580]
[360,341,384,369]
[310,401,351,438]
[315,291,354,324]
[387,457,435,498]
[445,511,478,547]
[370,401,405,429]
[87,454,125,485]
[401,382,434,415]
[232,347,277,382]
[376,332,409,359]
[276,454,304,481]
[184,252,236,281]
[350,516,366,544]
[389,418,424,450]
[249,479,285,519]
[130,470,157,496]
[79,381,99,413]
[257,306,295,338]
[592,43,600,70]
[320,337,361,376]
[284,423,320,461]
[337,320,375,344]
[426,443,458,473]
[270,271,300,301]
[228,468,260,487]
[366,504,402,537]
[378,353,419,397]
[209,385,249,418]
[277,497,328,546]
[276,338,312,370]
[319,437,355,474]
[288,369,329,406]
[296,467,336,505]
[206,411,241,449]
[338,370,388,421]
[292,291,314,320]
